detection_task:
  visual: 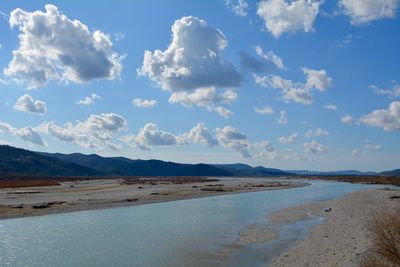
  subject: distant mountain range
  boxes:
[286,170,379,176]
[0,145,398,179]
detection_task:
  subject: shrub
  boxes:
[367,207,400,266]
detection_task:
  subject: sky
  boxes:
[0,0,399,172]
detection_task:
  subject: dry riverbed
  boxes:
[0,177,305,219]
[268,188,400,267]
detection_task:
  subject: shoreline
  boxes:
[0,177,308,220]
[266,187,400,267]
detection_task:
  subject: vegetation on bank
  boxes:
[303,176,400,186]
[365,207,400,267]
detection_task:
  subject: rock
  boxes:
[324,208,332,212]
[32,203,50,209]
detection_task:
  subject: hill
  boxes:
[43,152,232,177]
[0,145,101,178]
[213,163,292,176]
[380,169,400,176]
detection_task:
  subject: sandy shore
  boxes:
[268,188,400,267]
[238,224,279,245]
[0,177,305,220]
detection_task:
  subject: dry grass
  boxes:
[304,175,400,186]
[0,180,60,188]
[367,207,400,266]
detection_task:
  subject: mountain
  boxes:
[213,163,292,176]
[1,145,396,179]
[287,170,378,176]
[380,169,400,176]
[42,152,231,177]
[0,145,101,178]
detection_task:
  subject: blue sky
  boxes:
[0,0,399,171]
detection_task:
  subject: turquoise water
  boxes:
[0,180,377,267]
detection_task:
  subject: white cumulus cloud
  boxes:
[168,87,236,118]
[257,0,323,38]
[38,113,127,150]
[277,110,288,124]
[305,128,330,138]
[4,5,123,88]
[255,105,274,115]
[341,114,355,125]
[14,94,47,114]
[76,94,101,105]
[257,67,331,105]
[183,122,218,147]
[254,45,285,70]
[323,103,338,111]
[339,0,400,25]
[360,101,400,131]
[303,139,330,153]
[216,126,251,158]
[369,84,400,98]
[138,16,241,117]
[123,123,187,151]
[132,98,157,108]
[15,127,46,146]
[0,121,45,146]
[253,140,279,159]
[226,0,249,16]
[278,132,298,144]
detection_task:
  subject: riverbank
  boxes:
[0,177,306,220]
[267,187,400,267]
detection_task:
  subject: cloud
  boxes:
[138,16,241,116]
[15,127,46,146]
[183,122,218,147]
[253,74,269,87]
[257,0,323,38]
[364,143,381,150]
[303,140,330,153]
[216,126,251,158]
[352,142,381,156]
[339,0,400,25]
[257,67,331,105]
[302,67,332,92]
[277,110,287,124]
[168,87,236,118]
[240,46,284,73]
[4,5,123,88]
[114,32,125,42]
[305,128,330,138]
[14,94,47,114]
[336,33,360,47]
[0,121,45,146]
[369,84,400,98]
[38,113,127,150]
[360,101,400,131]
[0,122,16,133]
[255,105,274,115]
[123,123,187,151]
[255,45,285,70]
[132,98,157,108]
[253,140,279,159]
[226,0,249,16]
[138,16,241,90]
[76,94,101,105]
[341,114,355,125]
[351,149,364,157]
[278,132,298,144]
[323,103,338,111]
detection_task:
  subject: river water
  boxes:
[0,179,377,267]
